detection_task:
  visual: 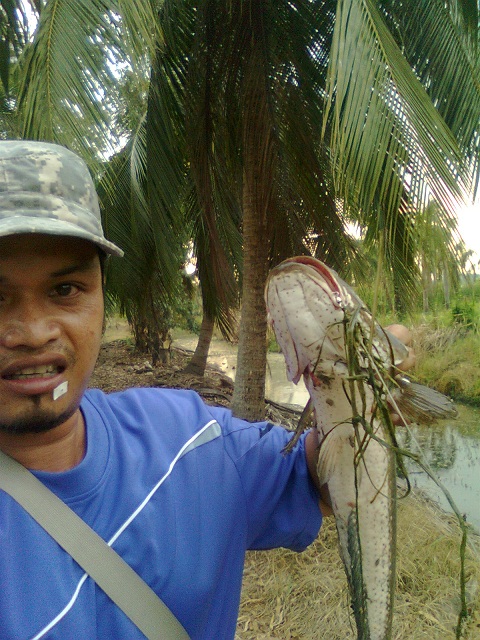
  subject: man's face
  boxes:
[0,234,104,434]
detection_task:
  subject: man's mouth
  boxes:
[1,363,65,380]
[3,365,63,380]
[0,354,70,399]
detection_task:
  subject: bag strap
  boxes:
[0,449,190,640]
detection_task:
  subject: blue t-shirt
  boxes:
[0,387,321,640]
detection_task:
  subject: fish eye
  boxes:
[334,293,344,307]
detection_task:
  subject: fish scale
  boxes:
[265,256,457,640]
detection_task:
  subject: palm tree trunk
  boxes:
[183,312,215,376]
[421,254,430,312]
[442,259,451,309]
[230,29,274,421]
[230,173,270,421]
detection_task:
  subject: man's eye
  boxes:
[54,284,77,297]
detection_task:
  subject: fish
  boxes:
[264,255,457,640]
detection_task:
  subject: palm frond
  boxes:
[324,0,478,222]
[145,3,191,291]
[99,117,187,315]
[385,0,479,169]
[0,0,32,95]
[16,0,155,162]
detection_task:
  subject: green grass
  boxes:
[412,322,480,406]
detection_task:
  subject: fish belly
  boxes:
[311,377,396,640]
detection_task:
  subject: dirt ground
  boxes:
[91,338,232,399]
[90,337,303,431]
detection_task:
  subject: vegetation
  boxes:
[376,270,480,405]
[0,0,478,422]
[412,323,480,408]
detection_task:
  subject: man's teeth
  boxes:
[9,366,59,379]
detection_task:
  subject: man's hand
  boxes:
[386,323,416,372]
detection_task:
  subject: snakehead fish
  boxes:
[264,256,457,640]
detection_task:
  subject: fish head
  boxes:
[266,256,410,385]
[265,256,357,384]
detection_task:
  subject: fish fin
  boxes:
[392,377,458,423]
[282,399,314,454]
[316,423,354,486]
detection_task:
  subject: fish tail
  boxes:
[347,510,370,639]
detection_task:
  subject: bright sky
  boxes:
[457,201,480,268]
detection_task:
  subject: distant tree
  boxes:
[414,200,465,311]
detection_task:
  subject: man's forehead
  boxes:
[0,233,99,258]
[0,235,101,286]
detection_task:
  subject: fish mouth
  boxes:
[265,257,346,384]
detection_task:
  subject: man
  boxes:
[0,141,409,639]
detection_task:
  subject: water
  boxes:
[263,357,480,533]
[174,334,309,405]
[174,334,480,532]
[398,405,480,532]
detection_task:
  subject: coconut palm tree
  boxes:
[1,0,479,420]
[3,0,244,368]
[413,200,465,311]
[145,0,480,419]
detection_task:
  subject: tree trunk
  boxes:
[183,312,215,376]
[127,287,172,367]
[442,259,451,309]
[230,30,274,422]
[230,173,270,421]
[421,255,430,312]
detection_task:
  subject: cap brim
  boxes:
[0,217,124,257]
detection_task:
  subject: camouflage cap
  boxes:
[0,140,123,256]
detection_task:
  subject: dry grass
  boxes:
[411,324,480,403]
[237,492,480,639]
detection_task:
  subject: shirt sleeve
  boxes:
[208,406,322,552]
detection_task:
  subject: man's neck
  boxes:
[0,411,86,472]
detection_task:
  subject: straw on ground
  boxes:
[237,491,480,639]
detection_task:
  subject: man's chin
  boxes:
[0,406,78,435]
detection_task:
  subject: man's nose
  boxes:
[1,305,61,349]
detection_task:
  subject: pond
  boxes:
[398,405,480,533]
[175,336,480,533]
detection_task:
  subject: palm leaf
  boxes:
[323,0,479,301]
[17,0,156,161]
[0,0,32,95]
[324,0,479,221]
[146,4,191,293]
[99,117,187,318]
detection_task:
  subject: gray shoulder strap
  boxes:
[0,450,190,640]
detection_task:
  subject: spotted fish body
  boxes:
[265,256,456,640]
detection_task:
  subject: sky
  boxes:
[457,201,480,268]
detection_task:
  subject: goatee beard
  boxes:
[0,404,78,435]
